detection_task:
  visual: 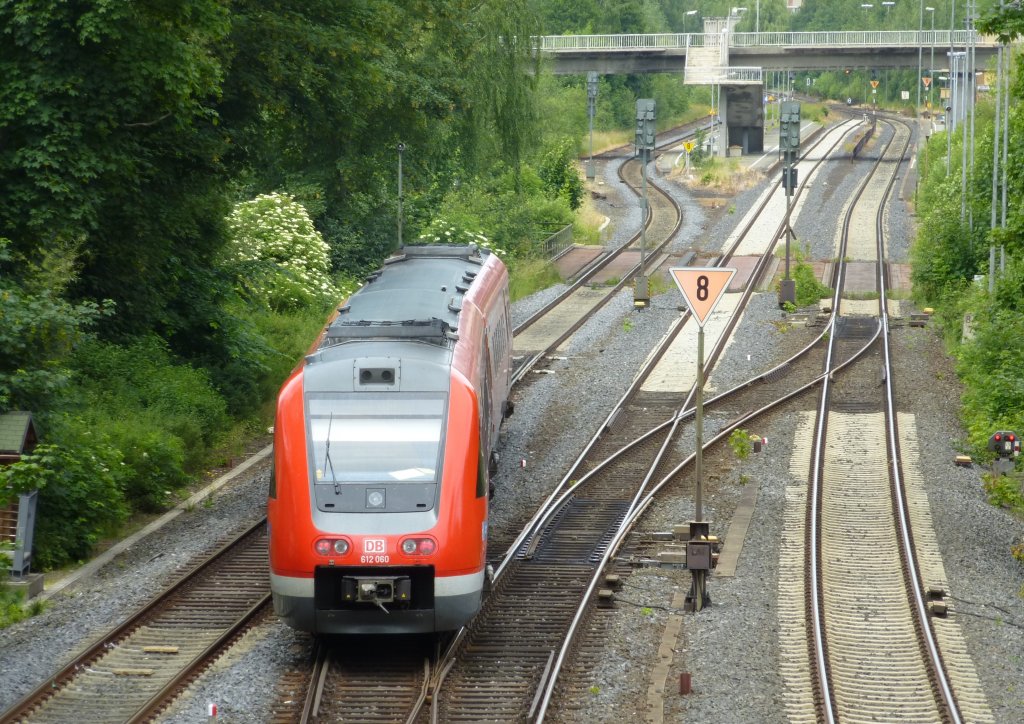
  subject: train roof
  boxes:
[323,244,490,347]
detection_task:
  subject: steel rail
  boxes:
[512,131,685,340]
[0,518,269,724]
[531,317,882,720]
[495,116,864,720]
[876,117,963,723]
[805,114,962,723]
[127,595,272,724]
[805,113,898,724]
[298,642,329,724]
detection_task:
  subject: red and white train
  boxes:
[269,243,512,634]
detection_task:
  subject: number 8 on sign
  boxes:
[669,267,736,327]
[696,275,709,301]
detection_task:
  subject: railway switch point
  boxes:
[658,546,688,565]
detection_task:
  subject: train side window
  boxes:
[477,344,492,499]
[476,448,488,499]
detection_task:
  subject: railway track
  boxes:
[0,521,269,723]
[783,115,994,723]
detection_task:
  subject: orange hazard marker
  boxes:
[669,267,736,326]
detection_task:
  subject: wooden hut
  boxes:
[0,412,39,577]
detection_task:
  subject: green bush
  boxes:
[105,422,187,512]
[982,474,1024,515]
[435,165,574,259]
[236,305,334,390]
[538,138,585,211]
[70,336,228,457]
[793,261,833,307]
[223,192,337,311]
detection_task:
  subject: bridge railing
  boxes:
[538,33,711,50]
[537,30,993,52]
[730,30,983,47]
[722,67,763,83]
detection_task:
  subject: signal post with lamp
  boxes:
[778,101,800,306]
[634,99,656,309]
[988,430,1020,478]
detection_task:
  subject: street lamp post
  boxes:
[862,3,876,108]
[882,3,894,103]
[397,143,405,248]
[926,7,935,112]
[587,72,598,181]
[685,9,697,36]
[917,0,924,113]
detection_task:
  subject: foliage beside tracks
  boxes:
[910,72,1024,462]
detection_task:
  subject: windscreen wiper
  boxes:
[324,412,338,484]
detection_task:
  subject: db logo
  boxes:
[363,539,386,554]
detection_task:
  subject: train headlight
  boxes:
[315,538,351,556]
[400,537,437,556]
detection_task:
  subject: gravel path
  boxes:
[2,119,1021,723]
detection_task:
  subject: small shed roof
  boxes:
[0,412,37,456]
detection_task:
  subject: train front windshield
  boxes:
[306,394,446,483]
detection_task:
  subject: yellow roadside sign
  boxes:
[683,140,695,153]
[670,267,736,327]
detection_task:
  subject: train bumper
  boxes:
[271,569,483,634]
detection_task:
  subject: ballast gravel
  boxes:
[2,120,1022,723]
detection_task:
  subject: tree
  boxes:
[0,1,232,344]
[538,139,585,211]
[0,240,106,412]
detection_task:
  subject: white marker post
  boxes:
[670,267,736,612]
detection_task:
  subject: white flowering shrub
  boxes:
[414,219,508,258]
[224,192,337,311]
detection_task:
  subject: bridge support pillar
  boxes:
[722,84,765,157]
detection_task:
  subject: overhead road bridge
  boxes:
[538,28,997,157]
[537,31,997,75]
